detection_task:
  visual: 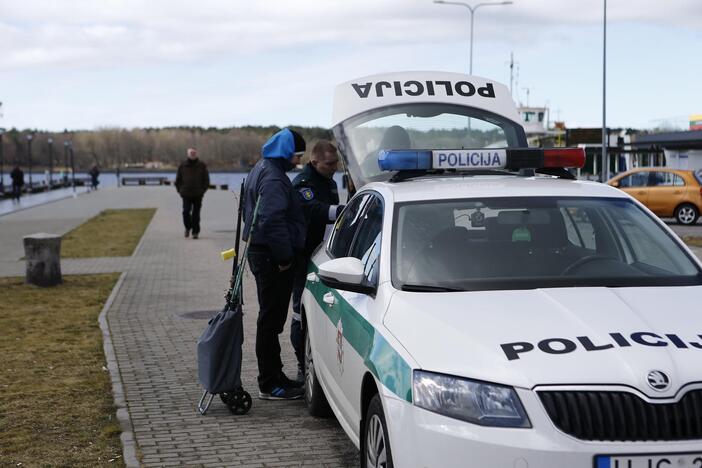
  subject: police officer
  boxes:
[290,140,344,380]
[243,128,306,400]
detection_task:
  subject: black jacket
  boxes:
[242,158,306,265]
[175,158,210,198]
[11,167,24,186]
[292,163,341,255]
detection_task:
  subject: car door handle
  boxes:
[306,272,319,283]
[323,292,336,306]
[636,191,646,195]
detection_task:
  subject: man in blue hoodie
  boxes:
[242,128,307,400]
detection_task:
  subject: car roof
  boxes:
[617,167,692,174]
[362,175,628,204]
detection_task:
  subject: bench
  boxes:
[121,176,169,186]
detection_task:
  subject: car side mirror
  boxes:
[318,257,375,295]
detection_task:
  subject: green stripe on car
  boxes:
[306,263,413,402]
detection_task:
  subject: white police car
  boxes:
[301,72,702,468]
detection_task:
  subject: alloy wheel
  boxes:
[365,414,388,468]
[678,206,697,224]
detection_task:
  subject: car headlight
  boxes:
[412,370,531,428]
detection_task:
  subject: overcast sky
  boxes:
[1,0,701,131]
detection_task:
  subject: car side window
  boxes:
[618,172,649,188]
[349,197,383,285]
[328,193,372,258]
[650,172,682,187]
[561,207,596,250]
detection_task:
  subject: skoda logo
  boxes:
[647,370,671,392]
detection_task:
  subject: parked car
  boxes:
[607,167,702,225]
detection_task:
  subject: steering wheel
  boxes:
[561,255,616,276]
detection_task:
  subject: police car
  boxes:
[300,72,702,468]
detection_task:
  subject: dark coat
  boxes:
[11,167,24,186]
[175,158,210,198]
[292,163,341,255]
[242,158,306,265]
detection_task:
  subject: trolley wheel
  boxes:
[222,388,252,415]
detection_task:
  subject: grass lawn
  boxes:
[683,236,702,248]
[0,274,124,467]
[61,208,156,258]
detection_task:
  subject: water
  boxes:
[0,171,345,216]
[1,171,344,190]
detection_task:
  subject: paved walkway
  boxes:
[0,186,358,467]
[2,187,701,467]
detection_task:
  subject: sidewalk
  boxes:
[0,187,358,467]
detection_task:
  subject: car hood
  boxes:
[384,286,702,398]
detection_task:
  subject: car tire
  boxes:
[675,203,699,225]
[362,394,394,468]
[304,327,331,417]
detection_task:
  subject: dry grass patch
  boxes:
[0,274,124,467]
[62,208,156,258]
[682,236,702,248]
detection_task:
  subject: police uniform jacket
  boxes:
[243,157,306,265]
[293,163,341,256]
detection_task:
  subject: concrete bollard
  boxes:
[23,233,62,287]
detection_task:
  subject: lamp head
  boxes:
[26,134,33,141]
[47,138,53,144]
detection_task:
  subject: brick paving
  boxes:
[0,186,358,467]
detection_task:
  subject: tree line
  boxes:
[0,126,333,172]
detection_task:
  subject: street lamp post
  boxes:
[433,0,513,76]
[69,141,76,193]
[26,134,33,189]
[63,139,69,186]
[47,137,54,188]
[601,0,608,182]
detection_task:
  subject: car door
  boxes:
[617,171,650,206]
[647,171,686,216]
[331,195,384,436]
[309,193,373,418]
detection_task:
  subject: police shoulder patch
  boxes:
[299,188,314,201]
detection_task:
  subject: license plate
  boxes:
[432,149,506,170]
[595,453,702,468]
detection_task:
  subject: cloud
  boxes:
[1,0,699,70]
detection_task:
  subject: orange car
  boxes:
[607,167,702,225]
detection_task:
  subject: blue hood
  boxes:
[262,128,297,160]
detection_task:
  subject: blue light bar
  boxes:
[378,150,432,171]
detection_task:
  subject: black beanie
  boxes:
[290,129,306,153]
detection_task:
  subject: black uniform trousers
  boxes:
[181,195,203,234]
[248,249,296,391]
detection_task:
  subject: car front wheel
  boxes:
[675,203,699,225]
[304,327,331,417]
[362,394,394,468]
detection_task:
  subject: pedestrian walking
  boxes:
[290,140,344,380]
[10,165,24,202]
[242,128,306,400]
[175,148,210,239]
[89,165,100,190]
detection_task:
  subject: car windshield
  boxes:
[334,103,525,187]
[393,197,702,291]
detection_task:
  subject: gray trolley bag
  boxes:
[197,185,260,415]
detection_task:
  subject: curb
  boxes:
[98,271,140,468]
